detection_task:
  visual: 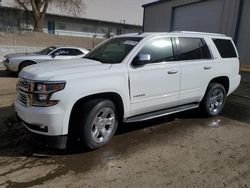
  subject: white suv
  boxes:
[15,32,241,149]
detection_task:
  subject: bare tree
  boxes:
[14,0,85,32]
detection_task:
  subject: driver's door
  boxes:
[128,37,181,116]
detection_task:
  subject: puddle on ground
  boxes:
[207,118,223,127]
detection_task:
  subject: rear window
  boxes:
[213,39,237,58]
[177,37,211,61]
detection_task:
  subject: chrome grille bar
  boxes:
[17,77,31,106]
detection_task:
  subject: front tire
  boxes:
[19,61,35,72]
[201,83,226,117]
[72,99,118,150]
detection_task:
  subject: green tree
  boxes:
[15,0,85,32]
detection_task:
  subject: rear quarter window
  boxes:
[69,49,84,56]
[213,39,237,58]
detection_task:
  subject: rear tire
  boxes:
[201,83,226,117]
[70,99,118,150]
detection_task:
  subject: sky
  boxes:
[79,0,155,25]
[2,0,156,26]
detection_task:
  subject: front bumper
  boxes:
[16,115,68,149]
[3,61,19,72]
[15,101,66,136]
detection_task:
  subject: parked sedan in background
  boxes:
[3,46,89,72]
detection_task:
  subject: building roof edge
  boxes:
[142,0,170,8]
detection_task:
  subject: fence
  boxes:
[0,26,105,61]
[0,25,34,33]
[0,25,105,48]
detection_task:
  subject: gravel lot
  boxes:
[0,67,250,188]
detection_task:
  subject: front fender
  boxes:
[50,74,130,135]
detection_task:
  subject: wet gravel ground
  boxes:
[0,68,250,188]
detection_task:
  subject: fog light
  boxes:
[39,124,47,129]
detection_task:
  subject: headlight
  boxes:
[3,58,9,63]
[30,81,66,107]
[34,82,65,93]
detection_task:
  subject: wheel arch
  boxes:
[69,92,125,127]
[18,60,37,71]
[67,92,125,140]
[208,76,230,94]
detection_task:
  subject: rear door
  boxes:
[175,37,214,104]
[128,37,181,116]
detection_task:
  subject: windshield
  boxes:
[84,37,142,64]
[37,46,57,55]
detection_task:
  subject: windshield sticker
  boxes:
[124,40,138,46]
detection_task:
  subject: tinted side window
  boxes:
[213,39,237,58]
[200,40,212,59]
[53,49,70,56]
[178,38,211,61]
[69,49,83,56]
[138,37,174,63]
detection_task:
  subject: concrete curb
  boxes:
[240,65,250,72]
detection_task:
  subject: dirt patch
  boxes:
[0,69,249,187]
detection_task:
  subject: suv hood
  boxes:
[19,58,112,81]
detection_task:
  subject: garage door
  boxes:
[172,0,224,33]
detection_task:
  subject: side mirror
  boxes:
[132,54,151,67]
[51,54,56,58]
[51,52,60,58]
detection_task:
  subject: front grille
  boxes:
[18,90,28,105]
[17,78,31,106]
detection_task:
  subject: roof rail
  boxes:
[171,31,226,36]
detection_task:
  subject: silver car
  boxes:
[3,46,89,72]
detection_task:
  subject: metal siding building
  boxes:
[143,0,249,65]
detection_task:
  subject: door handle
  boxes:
[204,66,212,70]
[168,70,178,74]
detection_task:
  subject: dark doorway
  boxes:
[48,20,55,34]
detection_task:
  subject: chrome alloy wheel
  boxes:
[91,107,115,143]
[208,88,224,114]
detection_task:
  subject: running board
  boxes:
[124,103,199,123]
